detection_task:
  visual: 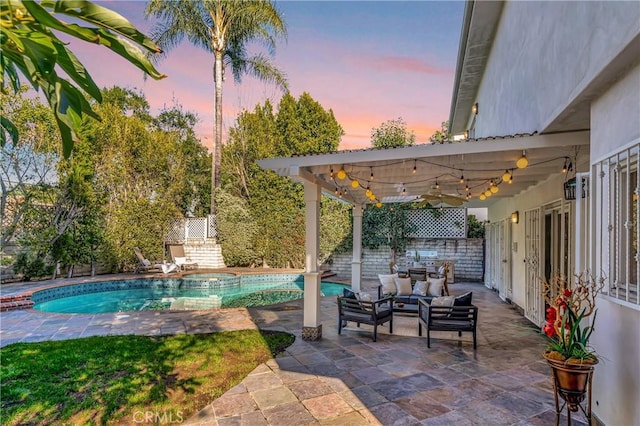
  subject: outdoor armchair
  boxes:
[337,295,393,342]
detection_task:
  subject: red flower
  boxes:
[544,324,556,337]
[546,307,557,321]
[563,288,572,298]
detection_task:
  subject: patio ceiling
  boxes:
[258,131,589,208]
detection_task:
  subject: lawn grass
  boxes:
[1,330,294,425]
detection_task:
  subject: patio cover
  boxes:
[257,130,589,339]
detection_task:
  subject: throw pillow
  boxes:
[378,273,397,295]
[356,292,373,311]
[413,280,429,296]
[431,295,455,307]
[453,291,473,306]
[451,291,473,318]
[356,292,373,302]
[393,276,413,296]
[427,277,446,296]
[343,288,357,299]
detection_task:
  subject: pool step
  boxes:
[0,294,34,311]
[321,270,337,279]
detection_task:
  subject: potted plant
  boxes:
[413,250,421,267]
[541,272,604,416]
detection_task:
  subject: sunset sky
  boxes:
[71,1,465,151]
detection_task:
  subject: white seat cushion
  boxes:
[378,273,397,295]
[393,276,413,296]
[427,277,446,296]
[413,280,429,296]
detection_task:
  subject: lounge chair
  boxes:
[133,247,165,274]
[167,244,198,271]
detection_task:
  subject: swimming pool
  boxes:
[32,274,347,314]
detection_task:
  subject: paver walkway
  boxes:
[0,276,588,425]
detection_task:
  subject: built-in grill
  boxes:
[405,250,455,283]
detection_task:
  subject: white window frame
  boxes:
[592,140,640,309]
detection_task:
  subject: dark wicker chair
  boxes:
[337,296,393,342]
[418,298,478,349]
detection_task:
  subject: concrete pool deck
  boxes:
[0,273,589,425]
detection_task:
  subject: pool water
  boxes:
[33,278,347,314]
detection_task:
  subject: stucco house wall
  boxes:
[466,3,640,424]
[588,62,640,425]
[471,1,639,136]
[486,173,570,309]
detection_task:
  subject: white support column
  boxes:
[302,181,322,340]
[351,204,364,293]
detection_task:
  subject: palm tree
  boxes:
[146,0,288,215]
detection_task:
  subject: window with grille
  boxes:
[593,141,639,307]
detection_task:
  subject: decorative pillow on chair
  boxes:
[427,277,446,296]
[343,288,357,299]
[393,276,413,296]
[378,274,397,295]
[356,292,373,311]
[453,291,473,306]
[356,292,373,302]
[431,295,455,307]
[413,280,429,296]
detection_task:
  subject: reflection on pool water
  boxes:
[32,273,347,314]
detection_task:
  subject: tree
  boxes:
[0,0,165,157]
[221,92,348,267]
[362,203,417,265]
[467,214,485,238]
[146,0,288,215]
[370,117,415,148]
[429,121,451,144]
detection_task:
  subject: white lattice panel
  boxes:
[166,219,186,243]
[408,208,466,239]
[186,218,207,239]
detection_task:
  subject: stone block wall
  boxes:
[325,238,484,282]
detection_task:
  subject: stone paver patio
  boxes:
[0,275,589,425]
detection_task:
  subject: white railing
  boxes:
[166,215,217,243]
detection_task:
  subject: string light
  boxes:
[365,187,372,198]
[401,184,406,195]
[516,150,528,169]
[479,193,486,200]
[502,170,512,182]
[465,185,470,192]
[351,180,359,189]
[484,189,492,197]
[376,201,382,208]
[336,168,347,180]
[329,167,334,180]
[435,179,439,190]
[370,167,374,181]
[412,160,417,174]
[460,174,464,184]
[491,185,499,194]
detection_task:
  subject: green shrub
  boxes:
[13,251,54,281]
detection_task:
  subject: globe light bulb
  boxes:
[336,169,347,180]
[516,152,528,169]
[351,180,359,189]
[376,201,382,208]
[491,185,499,194]
[502,170,511,182]
[479,194,486,200]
